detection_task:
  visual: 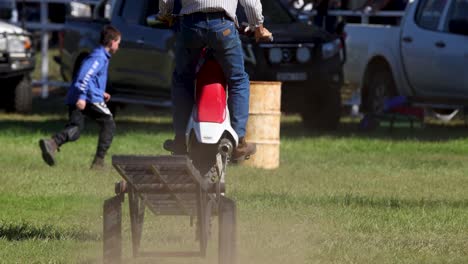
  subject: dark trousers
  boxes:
[53,103,115,159]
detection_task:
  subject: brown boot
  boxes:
[39,138,58,166]
[232,137,256,161]
[90,156,105,170]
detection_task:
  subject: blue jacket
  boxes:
[67,46,111,105]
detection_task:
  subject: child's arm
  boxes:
[72,56,104,109]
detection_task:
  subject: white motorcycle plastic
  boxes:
[185,53,238,183]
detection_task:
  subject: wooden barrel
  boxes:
[244,81,282,169]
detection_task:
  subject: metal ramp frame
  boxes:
[103,155,236,264]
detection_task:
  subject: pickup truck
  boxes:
[344,0,468,115]
[60,0,345,129]
[0,20,35,113]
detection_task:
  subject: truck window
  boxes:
[145,0,158,17]
[104,0,117,20]
[262,0,294,24]
[443,0,468,33]
[119,0,141,24]
[237,1,293,25]
[415,0,449,31]
[70,2,92,18]
[142,0,159,26]
[92,0,115,20]
[0,0,15,21]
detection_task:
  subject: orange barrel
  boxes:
[244,81,282,169]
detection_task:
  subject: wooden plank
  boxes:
[131,183,224,194]
[134,184,198,193]
[150,166,192,216]
[113,155,189,167]
[112,155,209,189]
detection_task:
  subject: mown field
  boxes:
[1,94,468,263]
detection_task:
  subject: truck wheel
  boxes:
[14,77,33,113]
[4,77,32,113]
[301,84,341,131]
[366,69,396,115]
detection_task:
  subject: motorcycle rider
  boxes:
[159,0,273,160]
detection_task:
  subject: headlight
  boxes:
[296,47,311,63]
[0,37,6,51]
[322,39,341,60]
[268,48,282,64]
[8,37,25,53]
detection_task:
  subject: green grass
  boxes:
[32,48,62,81]
[2,97,468,263]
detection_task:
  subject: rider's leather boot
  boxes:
[232,137,256,161]
[163,134,187,155]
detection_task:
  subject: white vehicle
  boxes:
[344,0,468,115]
[0,20,35,113]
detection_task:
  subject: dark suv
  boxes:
[238,1,344,129]
[60,0,344,129]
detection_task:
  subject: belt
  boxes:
[184,11,230,21]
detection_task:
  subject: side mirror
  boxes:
[146,14,170,29]
[448,18,468,36]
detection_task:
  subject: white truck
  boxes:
[0,20,35,113]
[344,0,468,115]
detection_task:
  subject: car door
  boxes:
[400,0,451,97]
[110,0,176,98]
[436,0,468,96]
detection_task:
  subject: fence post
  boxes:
[40,0,49,99]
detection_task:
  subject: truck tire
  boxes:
[4,77,32,113]
[301,84,341,131]
[366,69,396,115]
[14,77,33,113]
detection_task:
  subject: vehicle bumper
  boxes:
[248,54,343,112]
[249,54,343,88]
[0,56,35,78]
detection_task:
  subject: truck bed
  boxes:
[344,23,401,90]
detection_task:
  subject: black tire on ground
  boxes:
[14,77,33,113]
[365,68,396,115]
[1,78,14,111]
[301,84,341,131]
[218,196,237,264]
[4,76,32,113]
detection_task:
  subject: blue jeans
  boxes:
[314,13,337,33]
[172,12,250,138]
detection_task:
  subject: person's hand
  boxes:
[76,99,86,110]
[104,92,111,102]
[157,14,175,27]
[254,24,273,43]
